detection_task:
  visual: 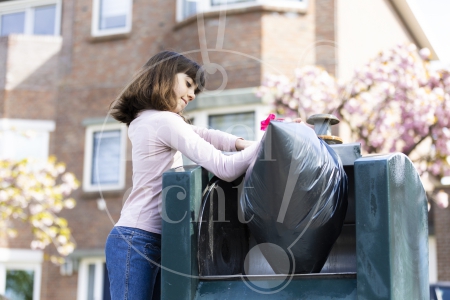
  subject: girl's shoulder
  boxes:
[135,110,183,124]
[130,110,191,140]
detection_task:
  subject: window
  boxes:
[0,248,43,300]
[1,12,25,36]
[5,270,34,300]
[0,119,55,161]
[83,123,127,192]
[211,0,255,5]
[77,258,111,300]
[91,0,132,37]
[181,0,198,19]
[33,5,57,35]
[0,0,61,36]
[177,0,307,21]
[431,285,450,300]
[209,112,255,140]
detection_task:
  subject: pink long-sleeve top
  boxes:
[115,110,260,234]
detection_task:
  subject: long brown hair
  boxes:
[110,51,205,126]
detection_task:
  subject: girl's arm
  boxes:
[235,138,255,151]
[190,125,241,152]
[159,114,260,182]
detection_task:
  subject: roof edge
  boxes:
[388,0,439,60]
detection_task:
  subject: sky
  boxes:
[407,0,450,65]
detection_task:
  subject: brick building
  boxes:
[0,0,445,299]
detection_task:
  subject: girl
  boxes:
[105,51,259,299]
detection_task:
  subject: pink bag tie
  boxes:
[260,114,284,131]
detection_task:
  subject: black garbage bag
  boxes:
[240,121,348,274]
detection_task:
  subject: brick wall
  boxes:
[0,35,61,119]
[261,3,316,80]
[315,0,336,75]
[433,190,450,281]
[39,257,79,300]
[166,11,263,90]
[0,37,7,117]
[0,219,35,249]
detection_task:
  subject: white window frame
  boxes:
[77,257,107,300]
[0,118,55,160]
[0,248,43,300]
[83,122,127,192]
[187,103,271,141]
[176,0,308,22]
[91,0,133,37]
[0,0,62,36]
[429,235,437,283]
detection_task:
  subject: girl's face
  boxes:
[173,73,197,113]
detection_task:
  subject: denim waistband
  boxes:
[113,226,161,239]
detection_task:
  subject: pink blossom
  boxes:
[419,48,431,60]
[259,43,450,186]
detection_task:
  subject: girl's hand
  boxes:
[235,138,254,151]
[291,118,302,123]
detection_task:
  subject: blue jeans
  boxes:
[105,226,161,300]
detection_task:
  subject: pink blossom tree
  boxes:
[259,43,450,207]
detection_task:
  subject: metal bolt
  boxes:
[306,114,342,144]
